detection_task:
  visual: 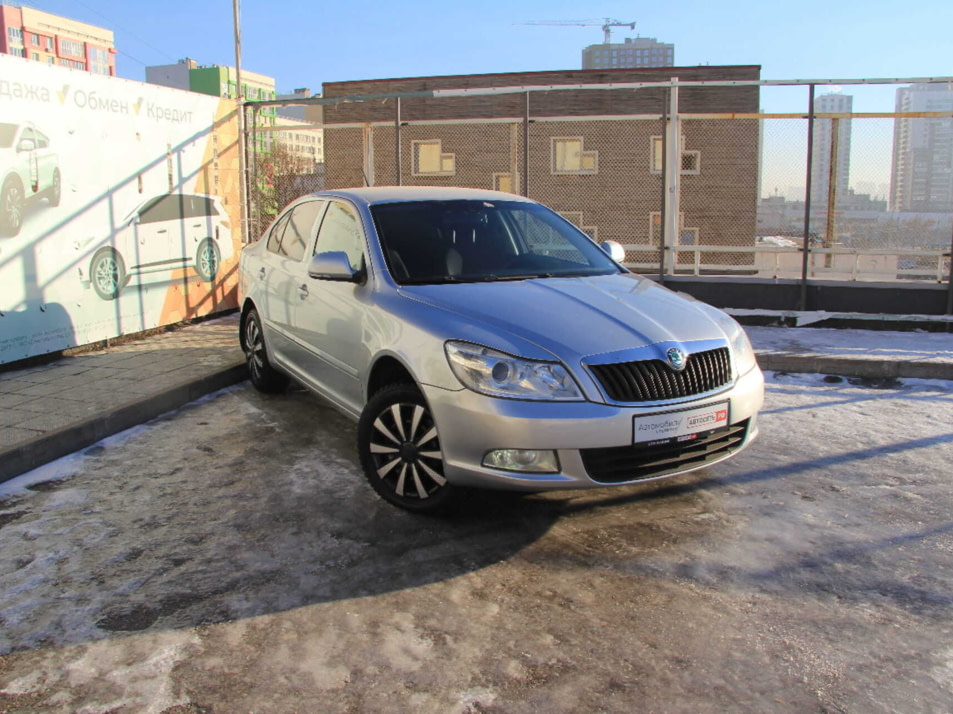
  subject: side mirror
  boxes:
[308,251,364,283]
[600,240,626,263]
[17,138,36,153]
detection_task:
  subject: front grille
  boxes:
[581,419,749,484]
[589,347,731,402]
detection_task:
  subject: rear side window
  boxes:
[267,201,325,261]
[266,211,293,254]
[139,194,185,224]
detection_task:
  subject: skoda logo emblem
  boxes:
[666,347,687,371]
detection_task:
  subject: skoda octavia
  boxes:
[239,187,763,512]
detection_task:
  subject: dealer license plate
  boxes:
[633,401,730,445]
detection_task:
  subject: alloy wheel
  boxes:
[367,399,446,501]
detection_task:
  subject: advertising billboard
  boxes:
[0,55,242,364]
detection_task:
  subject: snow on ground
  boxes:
[748,325,953,363]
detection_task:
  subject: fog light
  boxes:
[482,449,559,473]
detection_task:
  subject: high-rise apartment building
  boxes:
[146,60,277,153]
[810,93,853,208]
[890,83,953,212]
[0,4,115,75]
[582,37,674,69]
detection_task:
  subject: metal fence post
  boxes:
[946,220,953,316]
[658,89,668,283]
[522,92,529,197]
[800,84,816,311]
[824,117,840,269]
[395,97,402,186]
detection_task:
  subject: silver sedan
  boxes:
[239,187,764,512]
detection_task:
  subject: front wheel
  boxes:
[47,168,61,207]
[358,384,459,513]
[243,307,288,393]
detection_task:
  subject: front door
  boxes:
[293,199,369,413]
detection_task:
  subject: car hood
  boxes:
[398,273,728,365]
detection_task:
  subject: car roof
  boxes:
[310,186,535,207]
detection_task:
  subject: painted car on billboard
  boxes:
[0,121,61,237]
[76,193,234,300]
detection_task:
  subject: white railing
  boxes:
[621,244,951,282]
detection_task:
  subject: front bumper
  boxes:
[422,365,764,491]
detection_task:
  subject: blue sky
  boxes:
[26,0,953,96]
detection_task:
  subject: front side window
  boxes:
[315,201,364,270]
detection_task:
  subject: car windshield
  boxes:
[371,199,623,285]
[0,123,17,148]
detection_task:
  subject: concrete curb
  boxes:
[756,353,953,380]
[0,361,247,486]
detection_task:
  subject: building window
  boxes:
[679,228,699,246]
[552,137,598,175]
[45,37,53,51]
[29,32,39,45]
[412,140,455,176]
[681,151,700,174]
[7,27,23,43]
[31,52,39,61]
[649,211,697,246]
[10,47,25,57]
[651,137,701,175]
[493,173,515,194]
[557,211,598,241]
[60,39,85,58]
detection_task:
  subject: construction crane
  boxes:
[521,18,637,45]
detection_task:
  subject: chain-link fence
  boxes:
[245,77,953,289]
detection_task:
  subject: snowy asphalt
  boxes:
[1,371,952,711]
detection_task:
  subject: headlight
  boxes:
[714,312,757,377]
[445,341,583,401]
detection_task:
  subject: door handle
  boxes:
[298,284,309,299]
[258,267,266,280]
[156,228,167,234]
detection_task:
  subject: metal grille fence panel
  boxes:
[246,79,953,295]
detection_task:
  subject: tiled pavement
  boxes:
[0,313,245,483]
[1,311,951,485]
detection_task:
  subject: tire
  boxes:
[243,308,288,393]
[47,168,61,207]
[195,238,221,281]
[358,383,459,513]
[90,249,125,300]
[1,177,23,237]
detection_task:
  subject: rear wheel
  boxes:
[90,249,125,300]
[358,383,459,513]
[195,238,220,281]
[1,177,23,237]
[243,308,288,393]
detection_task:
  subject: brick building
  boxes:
[322,66,761,268]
